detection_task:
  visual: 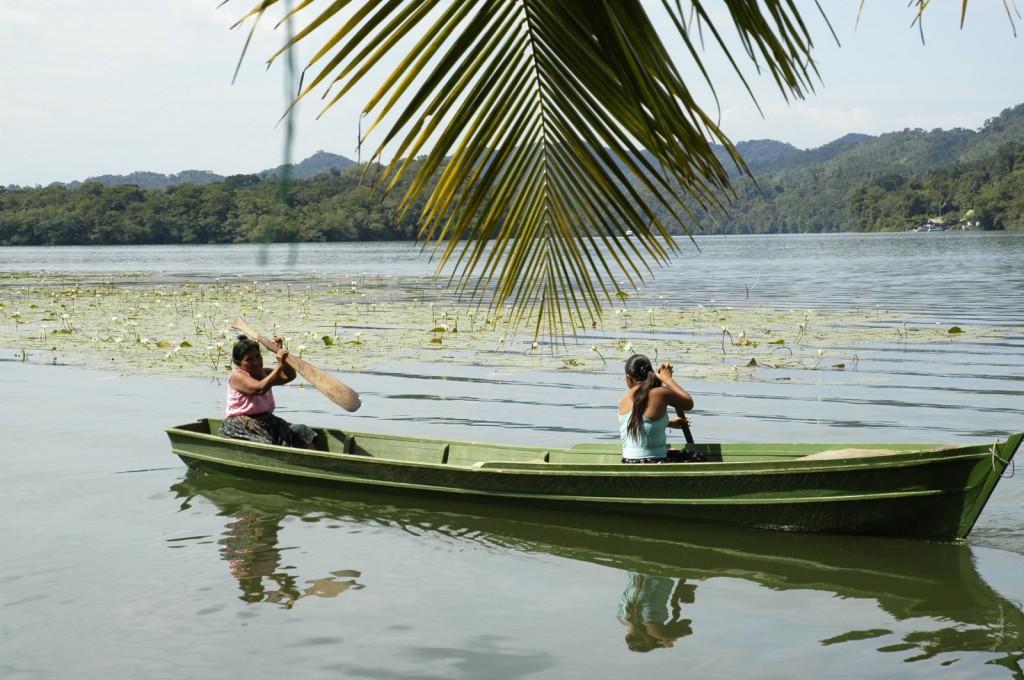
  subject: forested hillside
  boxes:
[683,103,1024,233]
[0,164,427,245]
[2,105,1022,245]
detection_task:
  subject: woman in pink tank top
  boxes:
[218,334,318,449]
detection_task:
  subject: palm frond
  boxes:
[234,0,820,340]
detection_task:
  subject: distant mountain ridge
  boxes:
[73,150,357,189]
[3,103,1021,246]
[63,104,1024,194]
[30,102,1024,233]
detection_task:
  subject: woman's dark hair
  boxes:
[231,334,261,366]
[625,354,660,439]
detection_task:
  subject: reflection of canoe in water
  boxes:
[166,418,1022,539]
[171,469,1024,672]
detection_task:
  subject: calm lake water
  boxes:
[3,233,1024,679]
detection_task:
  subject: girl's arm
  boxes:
[655,364,694,414]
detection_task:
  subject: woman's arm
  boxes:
[230,360,285,395]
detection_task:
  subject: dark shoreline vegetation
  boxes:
[3,104,1023,246]
[0,269,1003,383]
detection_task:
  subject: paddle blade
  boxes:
[290,355,362,412]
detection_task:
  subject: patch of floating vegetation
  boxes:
[0,270,1011,383]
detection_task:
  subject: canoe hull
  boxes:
[166,418,1022,540]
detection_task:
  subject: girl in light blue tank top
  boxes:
[619,411,670,460]
[618,355,704,463]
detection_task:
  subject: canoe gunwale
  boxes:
[164,418,1002,474]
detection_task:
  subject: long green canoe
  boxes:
[166,418,1022,540]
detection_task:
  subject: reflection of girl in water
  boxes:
[617,572,695,652]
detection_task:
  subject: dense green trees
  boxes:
[0,163,430,246]
[682,105,1024,234]
[848,141,1024,231]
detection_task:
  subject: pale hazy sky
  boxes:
[1,1,1021,187]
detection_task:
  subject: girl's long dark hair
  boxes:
[625,354,660,439]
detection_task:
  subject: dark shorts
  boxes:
[219,412,318,449]
[622,449,708,464]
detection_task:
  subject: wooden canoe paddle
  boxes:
[680,418,695,445]
[231,317,362,412]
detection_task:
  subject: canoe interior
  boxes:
[170,417,964,467]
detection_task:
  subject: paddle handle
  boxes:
[680,418,695,445]
[231,317,362,412]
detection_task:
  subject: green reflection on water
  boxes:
[171,469,1024,672]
